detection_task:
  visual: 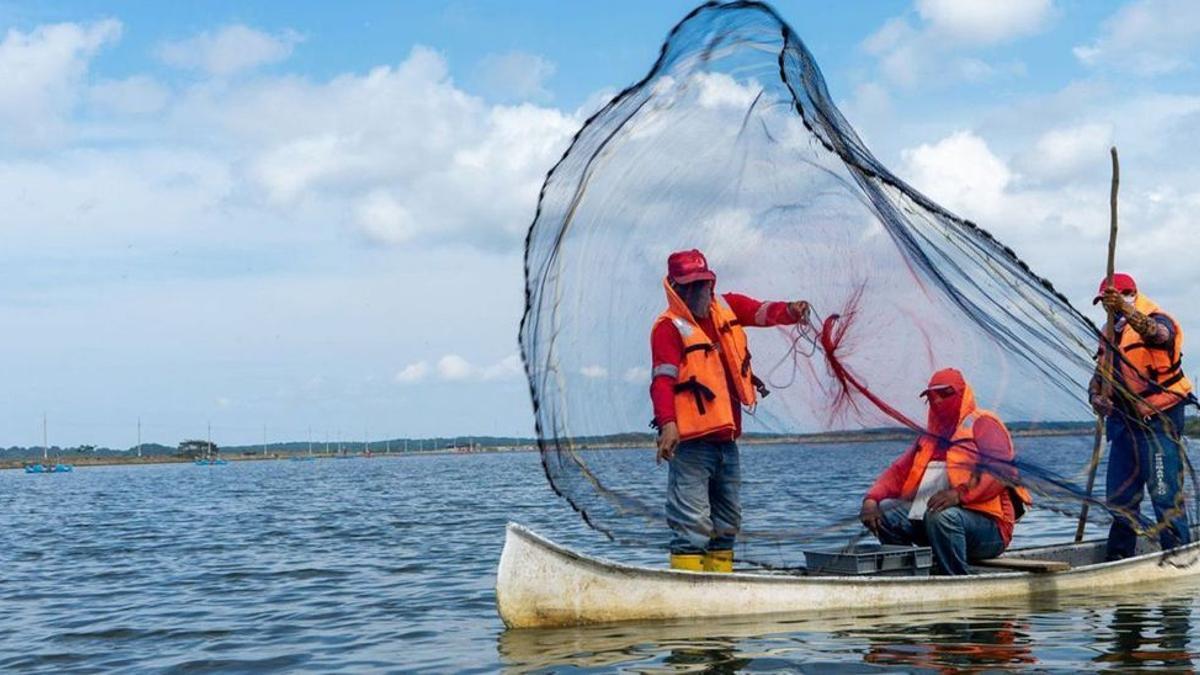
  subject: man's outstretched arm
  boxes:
[723,292,809,328]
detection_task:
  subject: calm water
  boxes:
[3,437,1200,672]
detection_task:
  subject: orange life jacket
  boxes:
[654,278,758,441]
[898,383,1032,522]
[1108,294,1193,418]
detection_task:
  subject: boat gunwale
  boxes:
[505,521,1200,584]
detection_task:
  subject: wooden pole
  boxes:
[1076,146,1120,542]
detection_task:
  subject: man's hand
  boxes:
[859,498,883,533]
[656,421,680,464]
[1100,288,1129,315]
[926,488,962,514]
[788,300,811,324]
[1091,392,1113,417]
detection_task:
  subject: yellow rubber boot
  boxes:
[669,553,704,571]
[703,549,734,573]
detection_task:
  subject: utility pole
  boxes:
[207,421,212,458]
[42,412,48,461]
[262,423,267,458]
[137,416,142,458]
[308,426,313,457]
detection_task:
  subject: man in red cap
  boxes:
[1089,273,1193,559]
[859,368,1031,575]
[651,248,810,572]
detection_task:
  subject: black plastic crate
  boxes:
[803,543,933,576]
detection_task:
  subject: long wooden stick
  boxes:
[1075,146,1120,542]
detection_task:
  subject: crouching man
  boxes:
[858,368,1031,575]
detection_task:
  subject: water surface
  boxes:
[3,437,1198,672]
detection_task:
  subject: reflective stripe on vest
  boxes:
[654,278,758,441]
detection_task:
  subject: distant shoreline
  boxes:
[0,450,472,471]
[4,424,1142,471]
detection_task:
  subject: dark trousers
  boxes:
[875,500,1005,575]
[1106,402,1191,560]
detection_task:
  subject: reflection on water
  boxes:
[1095,602,1193,672]
[499,583,1200,673]
[858,616,1037,671]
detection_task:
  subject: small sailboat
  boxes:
[25,414,73,474]
[193,423,228,465]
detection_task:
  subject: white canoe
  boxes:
[496,521,1200,629]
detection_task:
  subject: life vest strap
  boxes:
[751,374,770,399]
[1123,340,1172,353]
[674,377,717,415]
[682,343,714,357]
[1147,357,1183,378]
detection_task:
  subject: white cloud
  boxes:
[695,72,760,109]
[1019,123,1113,183]
[863,1,1052,89]
[474,51,556,102]
[89,75,169,115]
[900,130,1012,220]
[916,0,1054,45]
[209,46,579,249]
[356,190,418,245]
[481,354,523,381]
[157,25,302,77]
[432,353,522,382]
[580,365,608,379]
[437,354,474,381]
[624,366,650,383]
[1073,0,1200,75]
[394,361,429,383]
[0,19,121,145]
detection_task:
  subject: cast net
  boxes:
[519,0,1196,567]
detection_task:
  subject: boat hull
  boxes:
[496,522,1200,629]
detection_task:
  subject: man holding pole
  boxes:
[1089,272,1194,559]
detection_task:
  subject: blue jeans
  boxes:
[666,439,740,554]
[1106,402,1191,560]
[875,500,1005,575]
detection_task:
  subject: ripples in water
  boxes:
[2,440,1199,671]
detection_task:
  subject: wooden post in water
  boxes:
[1076,146,1120,543]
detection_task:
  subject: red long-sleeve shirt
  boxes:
[651,293,800,440]
[865,416,1017,544]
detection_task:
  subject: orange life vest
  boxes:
[898,385,1032,522]
[654,278,758,441]
[1108,294,1193,418]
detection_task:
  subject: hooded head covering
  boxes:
[920,367,975,436]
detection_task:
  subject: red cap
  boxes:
[1092,273,1137,304]
[667,249,716,285]
[920,367,965,397]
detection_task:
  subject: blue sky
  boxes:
[2,0,1199,448]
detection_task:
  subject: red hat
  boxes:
[1092,273,1137,304]
[920,367,965,397]
[667,249,716,285]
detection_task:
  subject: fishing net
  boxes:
[519,1,1197,566]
